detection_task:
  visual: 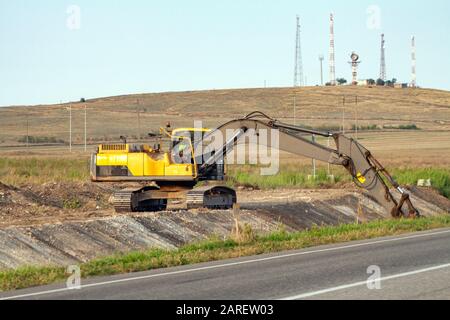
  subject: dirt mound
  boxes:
[0,181,113,227]
[29,182,110,210]
[0,183,448,229]
[408,186,450,212]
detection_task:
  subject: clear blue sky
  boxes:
[1,0,449,106]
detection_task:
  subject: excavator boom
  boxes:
[196,111,419,218]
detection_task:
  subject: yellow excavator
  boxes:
[90,111,419,218]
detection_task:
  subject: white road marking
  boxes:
[1,228,450,300]
[281,262,450,300]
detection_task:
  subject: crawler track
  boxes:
[112,188,139,213]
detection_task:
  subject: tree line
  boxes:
[326,78,399,86]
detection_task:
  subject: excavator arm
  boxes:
[197,111,419,218]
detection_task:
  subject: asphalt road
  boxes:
[1,228,450,300]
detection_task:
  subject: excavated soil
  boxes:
[0,181,129,227]
[0,182,449,269]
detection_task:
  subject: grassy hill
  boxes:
[0,86,449,145]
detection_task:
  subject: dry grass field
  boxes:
[1,85,449,168]
[0,86,449,145]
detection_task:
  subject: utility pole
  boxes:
[136,99,142,141]
[137,109,141,141]
[84,105,87,152]
[319,55,324,85]
[26,113,29,149]
[327,137,331,176]
[311,135,316,179]
[354,96,358,140]
[293,94,297,126]
[69,104,72,152]
[342,96,346,134]
[26,113,30,149]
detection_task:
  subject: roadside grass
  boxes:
[390,168,450,199]
[226,164,347,189]
[227,164,450,199]
[1,215,450,292]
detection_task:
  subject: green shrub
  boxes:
[18,136,65,144]
[63,198,82,209]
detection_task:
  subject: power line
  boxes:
[319,55,324,86]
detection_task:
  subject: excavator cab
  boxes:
[167,128,225,181]
[170,128,209,165]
